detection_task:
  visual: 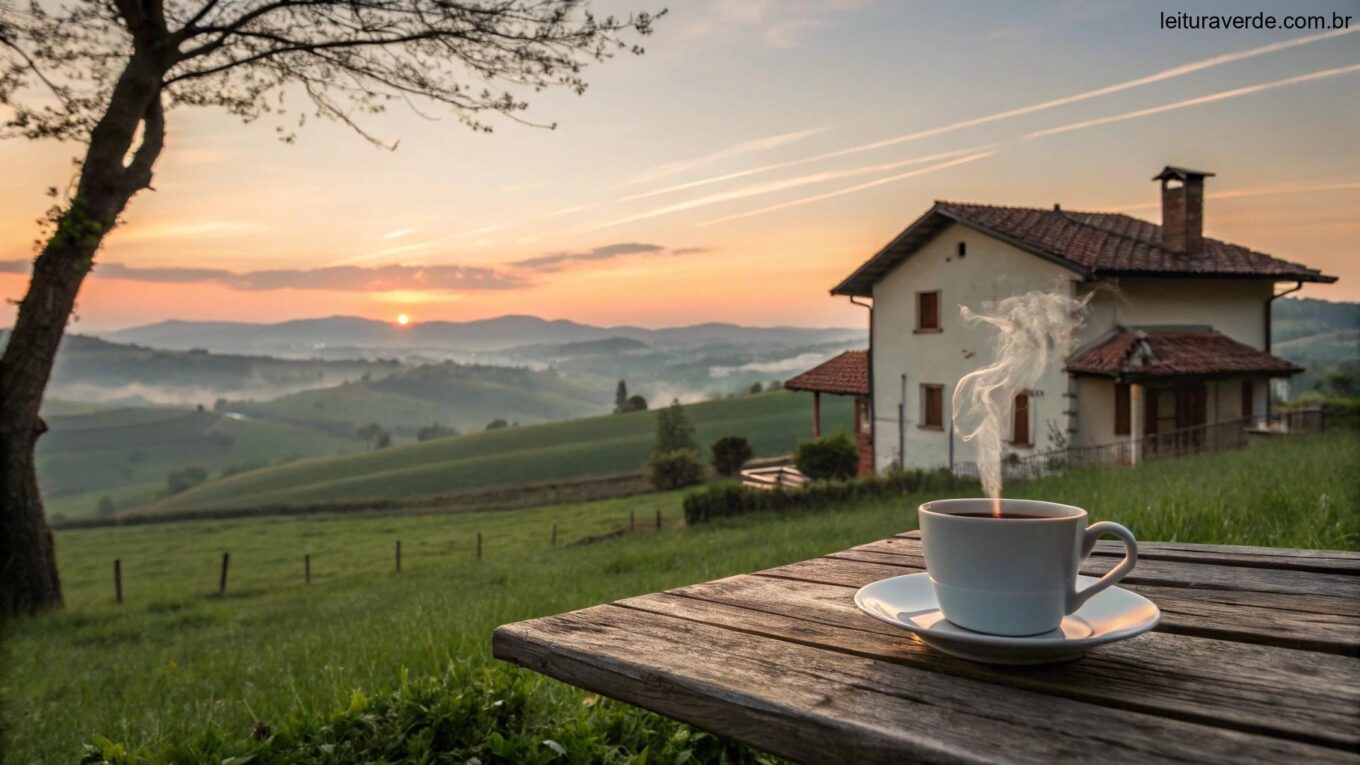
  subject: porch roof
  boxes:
[785,350,869,396]
[1067,329,1303,380]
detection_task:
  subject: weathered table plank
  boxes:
[494,536,1360,764]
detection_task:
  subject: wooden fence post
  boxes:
[114,559,123,605]
[305,554,311,584]
[477,532,483,561]
[218,552,230,596]
[551,523,557,547]
[655,510,661,530]
[395,540,402,573]
[630,510,635,532]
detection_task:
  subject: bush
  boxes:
[711,435,754,477]
[683,469,970,524]
[416,423,458,441]
[646,449,706,490]
[795,431,859,481]
[486,418,510,431]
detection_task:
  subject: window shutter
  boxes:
[918,292,940,330]
[1114,383,1130,436]
[1013,391,1030,445]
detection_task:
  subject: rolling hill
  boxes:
[101,314,863,355]
[135,390,855,515]
[37,407,357,520]
[224,361,608,436]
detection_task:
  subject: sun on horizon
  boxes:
[396,314,411,326]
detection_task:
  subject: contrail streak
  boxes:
[577,148,983,233]
[693,61,1360,229]
[1094,180,1360,212]
[1022,63,1360,140]
[496,28,1355,236]
[691,153,996,228]
[582,28,1358,211]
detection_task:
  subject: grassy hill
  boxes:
[137,390,855,514]
[37,407,357,520]
[8,430,1356,762]
[225,360,609,437]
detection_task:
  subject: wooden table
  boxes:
[493,531,1360,764]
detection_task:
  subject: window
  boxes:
[1011,390,1031,446]
[1241,380,1254,419]
[956,241,967,258]
[920,384,944,430]
[916,291,941,332]
[1114,383,1131,436]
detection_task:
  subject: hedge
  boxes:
[683,469,972,524]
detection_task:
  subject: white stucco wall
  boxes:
[1081,278,1271,347]
[1073,377,1116,448]
[870,223,1081,472]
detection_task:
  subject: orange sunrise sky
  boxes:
[2,1,1357,332]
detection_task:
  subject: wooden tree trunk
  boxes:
[0,54,165,615]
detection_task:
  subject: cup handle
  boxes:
[1067,521,1138,614]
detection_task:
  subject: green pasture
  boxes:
[4,429,1356,763]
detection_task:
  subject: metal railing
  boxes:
[953,408,1328,483]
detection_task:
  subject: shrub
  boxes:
[795,431,859,481]
[710,435,754,477]
[485,418,509,431]
[683,468,970,524]
[646,449,706,490]
[625,394,648,412]
[416,423,458,442]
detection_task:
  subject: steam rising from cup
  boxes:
[951,287,1091,507]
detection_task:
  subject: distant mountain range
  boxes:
[98,315,864,354]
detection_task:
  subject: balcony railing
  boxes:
[953,408,1328,483]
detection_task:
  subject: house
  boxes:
[787,166,1337,474]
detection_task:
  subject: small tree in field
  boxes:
[654,399,697,453]
[614,380,628,413]
[710,435,753,477]
[0,0,658,613]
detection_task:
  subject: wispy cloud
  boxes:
[692,152,995,228]
[0,242,713,292]
[510,242,667,272]
[627,127,826,186]
[0,260,527,292]
[579,148,980,232]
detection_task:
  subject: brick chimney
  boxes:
[1153,166,1214,255]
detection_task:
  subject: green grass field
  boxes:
[140,391,854,515]
[37,408,359,521]
[4,430,1355,763]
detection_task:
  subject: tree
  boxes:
[614,380,628,413]
[748,381,763,395]
[710,435,753,477]
[626,394,648,412]
[416,423,457,442]
[655,399,696,453]
[486,418,509,431]
[356,423,389,450]
[0,1,658,613]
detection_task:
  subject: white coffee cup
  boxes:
[918,498,1138,636]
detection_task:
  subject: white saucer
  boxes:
[854,573,1160,665]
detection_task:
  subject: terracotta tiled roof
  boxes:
[785,350,869,396]
[1067,330,1303,379]
[832,201,1336,296]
